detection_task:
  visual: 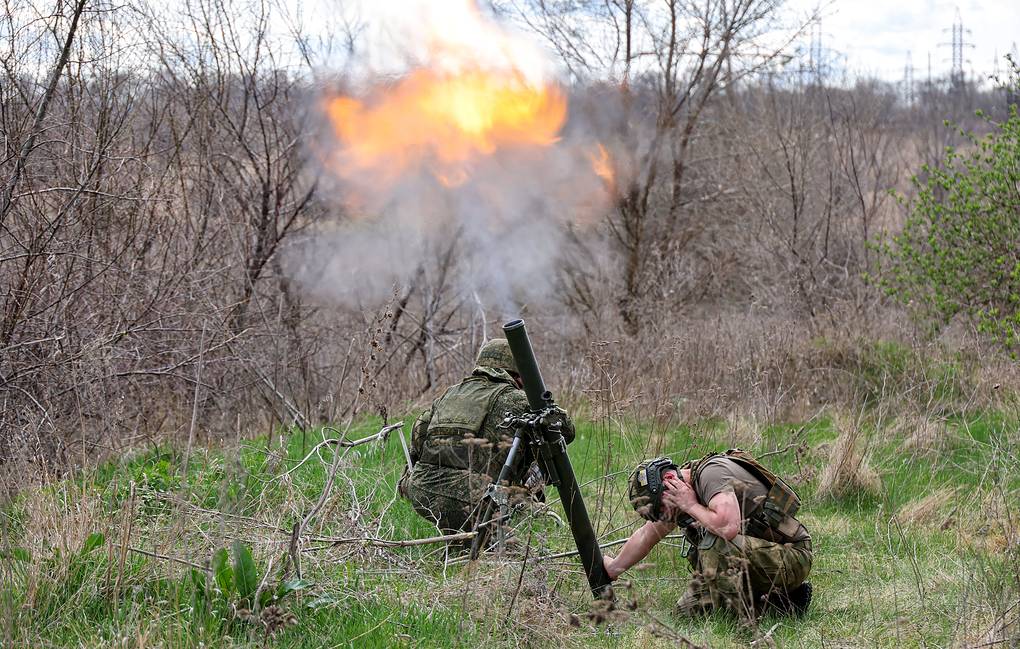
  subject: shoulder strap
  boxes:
[724,448,802,525]
[721,448,780,489]
[691,448,802,529]
[687,451,724,486]
[687,452,726,506]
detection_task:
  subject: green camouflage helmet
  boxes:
[628,457,678,522]
[476,338,518,375]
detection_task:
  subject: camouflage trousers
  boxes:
[676,534,812,620]
[401,465,490,533]
[400,463,544,535]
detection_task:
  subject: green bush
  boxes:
[877,63,1020,348]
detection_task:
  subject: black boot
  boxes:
[786,581,812,616]
[762,581,812,617]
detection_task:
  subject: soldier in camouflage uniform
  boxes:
[604,451,812,621]
[399,338,575,534]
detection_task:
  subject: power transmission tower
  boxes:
[902,51,915,106]
[797,21,824,86]
[809,22,823,77]
[1008,42,1019,109]
[939,8,974,90]
[797,20,844,86]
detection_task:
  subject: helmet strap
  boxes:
[644,457,678,520]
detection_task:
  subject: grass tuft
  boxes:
[816,414,881,500]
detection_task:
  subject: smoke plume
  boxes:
[287,0,614,316]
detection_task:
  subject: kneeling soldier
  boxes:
[604,450,812,620]
[398,338,574,535]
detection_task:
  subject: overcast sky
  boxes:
[786,0,1020,83]
[305,0,1020,85]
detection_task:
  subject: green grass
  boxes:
[2,410,1017,648]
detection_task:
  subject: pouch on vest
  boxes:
[419,378,512,470]
[697,532,718,551]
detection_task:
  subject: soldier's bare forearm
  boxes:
[605,520,674,579]
[679,494,741,541]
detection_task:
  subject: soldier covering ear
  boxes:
[608,450,813,619]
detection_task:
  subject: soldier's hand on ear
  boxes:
[662,474,698,513]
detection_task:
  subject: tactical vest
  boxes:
[689,449,803,542]
[418,376,514,474]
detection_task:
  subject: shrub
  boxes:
[877,62,1020,349]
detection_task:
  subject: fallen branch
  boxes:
[162,496,289,534]
[442,533,688,567]
[758,441,801,459]
[396,426,414,475]
[750,622,781,647]
[121,545,209,572]
[279,422,404,479]
[302,531,476,552]
[532,534,686,562]
[334,422,405,448]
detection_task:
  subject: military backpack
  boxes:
[417,376,515,473]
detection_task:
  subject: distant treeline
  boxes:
[2,0,1016,474]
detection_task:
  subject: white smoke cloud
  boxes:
[291,136,611,316]
[287,1,614,317]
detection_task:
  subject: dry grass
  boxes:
[427,558,585,646]
[894,487,958,528]
[548,301,1020,442]
[953,605,1020,648]
[722,413,764,448]
[897,415,950,452]
[816,413,882,499]
[954,490,1020,555]
[17,480,110,558]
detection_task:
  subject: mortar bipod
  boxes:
[468,426,524,559]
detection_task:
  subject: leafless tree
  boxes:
[504,0,800,332]
[0,0,1009,477]
[721,79,900,321]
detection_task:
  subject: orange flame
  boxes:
[589,143,615,188]
[324,68,567,188]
